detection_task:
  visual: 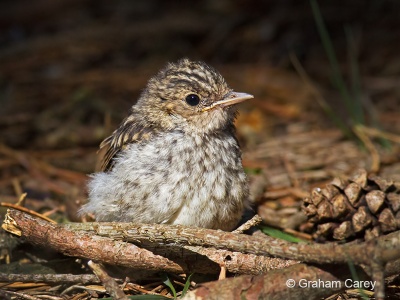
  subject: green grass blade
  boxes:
[161,273,177,299]
[103,295,170,300]
[345,26,365,124]
[347,258,369,300]
[310,0,362,124]
[289,53,354,139]
[260,225,306,243]
[182,273,193,296]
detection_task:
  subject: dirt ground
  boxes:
[0,1,399,299]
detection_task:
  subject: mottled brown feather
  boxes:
[99,114,157,172]
[98,58,235,172]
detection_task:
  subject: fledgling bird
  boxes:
[80,58,253,231]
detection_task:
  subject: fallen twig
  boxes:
[0,273,101,284]
[3,209,399,299]
[182,263,370,300]
[2,209,295,275]
[88,260,128,300]
[2,209,185,274]
[64,220,400,267]
[232,214,262,233]
[0,202,57,224]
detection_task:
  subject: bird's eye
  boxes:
[185,94,200,106]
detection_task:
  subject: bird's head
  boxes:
[137,58,253,133]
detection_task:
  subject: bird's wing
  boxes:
[99,114,156,172]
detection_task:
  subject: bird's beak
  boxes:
[202,92,254,112]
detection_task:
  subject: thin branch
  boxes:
[182,263,370,300]
[353,124,380,173]
[88,260,129,300]
[0,273,101,284]
[0,202,57,224]
[3,209,399,300]
[2,209,295,275]
[64,220,400,266]
[232,214,262,234]
[2,209,185,274]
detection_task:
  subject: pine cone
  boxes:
[302,169,400,242]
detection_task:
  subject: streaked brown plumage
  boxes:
[80,58,253,230]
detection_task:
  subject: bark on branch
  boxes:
[3,209,399,299]
[2,209,295,275]
[182,263,371,300]
[64,218,400,266]
[2,209,184,273]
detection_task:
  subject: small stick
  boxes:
[232,214,262,234]
[0,202,57,224]
[0,273,100,284]
[353,124,380,173]
[88,260,129,300]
